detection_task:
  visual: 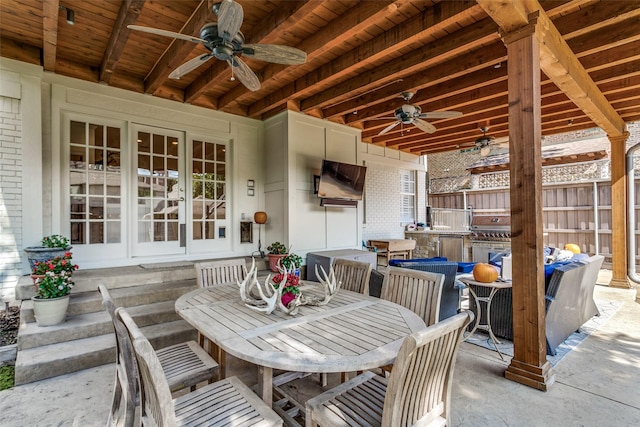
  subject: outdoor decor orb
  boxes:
[564,243,581,254]
[254,211,268,224]
[472,263,499,283]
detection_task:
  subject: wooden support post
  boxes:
[502,14,555,391]
[609,132,631,288]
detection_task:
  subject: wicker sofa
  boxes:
[387,260,461,321]
[467,254,604,355]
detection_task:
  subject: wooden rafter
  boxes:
[42,0,60,72]
[476,0,626,137]
[100,0,146,84]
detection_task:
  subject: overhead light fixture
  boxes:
[59,5,75,25]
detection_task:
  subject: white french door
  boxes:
[187,134,230,253]
[131,124,186,257]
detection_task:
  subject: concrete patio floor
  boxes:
[0,277,638,426]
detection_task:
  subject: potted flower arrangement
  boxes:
[24,234,72,270]
[31,251,78,326]
[271,273,300,307]
[266,241,288,272]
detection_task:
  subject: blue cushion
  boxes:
[389,256,447,266]
[456,262,477,273]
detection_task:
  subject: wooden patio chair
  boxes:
[195,258,247,288]
[194,258,247,374]
[99,285,219,426]
[117,307,282,427]
[305,311,474,427]
[331,258,373,294]
[380,266,444,327]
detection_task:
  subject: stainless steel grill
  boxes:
[470,215,511,242]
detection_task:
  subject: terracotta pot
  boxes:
[30,274,45,285]
[268,254,287,272]
[32,295,70,326]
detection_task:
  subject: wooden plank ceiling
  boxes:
[1,0,639,155]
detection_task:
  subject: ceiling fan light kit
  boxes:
[127,0,306,92]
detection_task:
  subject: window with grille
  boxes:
[400,169,415,224]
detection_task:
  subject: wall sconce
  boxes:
[252,211,268,258]
[59,5,75,25]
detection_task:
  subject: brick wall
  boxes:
[363,164,405,242]
[0,96,22,302]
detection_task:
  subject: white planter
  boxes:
[32,295,70,326]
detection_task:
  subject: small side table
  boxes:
[459,277,512,360]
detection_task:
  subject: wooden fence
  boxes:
[428,180,640,264]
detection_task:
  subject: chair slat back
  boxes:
[332,259,373,294]
[381,266,444,326]
[382,311,474,427]
[98,285,138,406]
[117,307,176,427]
[195,259,247,288]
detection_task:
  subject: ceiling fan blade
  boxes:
[412,118,437,134]
[242,44,307,65]
[227,57,261,91]
[216,0,244,42]
[127,25,207,44]
[379,121,401,135]
[169,54,214,79]
[418,111,463,119]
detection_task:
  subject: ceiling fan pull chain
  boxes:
[230,66,235,82]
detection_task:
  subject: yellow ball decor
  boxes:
[472,263,499,283]
[564,243,581,254]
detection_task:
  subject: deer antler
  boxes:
[238,259,278,313]
[301,265,341,306]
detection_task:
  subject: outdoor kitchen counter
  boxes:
[405,230,472,261]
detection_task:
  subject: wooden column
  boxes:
[609,132,631,288]
[502,15,555,391]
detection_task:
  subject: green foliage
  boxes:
[0,366,14,391]
[41,235,70,249]
[32,252,78,276]
[35,271,74,299]
[281,253,303,269]
[267,242,288,255]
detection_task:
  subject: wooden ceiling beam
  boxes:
[42,0,60,72]
[145,0,213,95]
[184,0,325,104]
[476,0,626,136]
[100,0,146,84]
[246,0,480,117]
[320,18,499,119]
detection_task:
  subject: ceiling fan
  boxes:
[460,127,508,156]
[367,92,462,136]
[127,0,307,91]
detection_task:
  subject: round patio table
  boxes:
[175,282,426,404]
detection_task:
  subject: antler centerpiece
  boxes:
[237,259,341,316]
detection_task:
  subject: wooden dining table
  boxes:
[175,282,426,406]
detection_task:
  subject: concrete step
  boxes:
[18,300,181,350]
[15,256,268,300]
[20,280,196,323]
[14,319,197,385]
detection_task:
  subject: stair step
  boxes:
[20,280,196,323]
[15,257,268,301]
[18,300,181,350]
[14,319,198,385]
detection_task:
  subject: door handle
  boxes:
[179,197,185,202]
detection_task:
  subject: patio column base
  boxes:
[609,278,631,289]
[505,359,555,391]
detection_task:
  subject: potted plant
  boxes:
[280,253,303,276]
[31,252,78,326]
[266,242,288,272]
[24,235,72,270]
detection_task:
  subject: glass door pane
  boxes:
[133,125,185,256]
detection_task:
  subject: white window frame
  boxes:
[400,169,416,224]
